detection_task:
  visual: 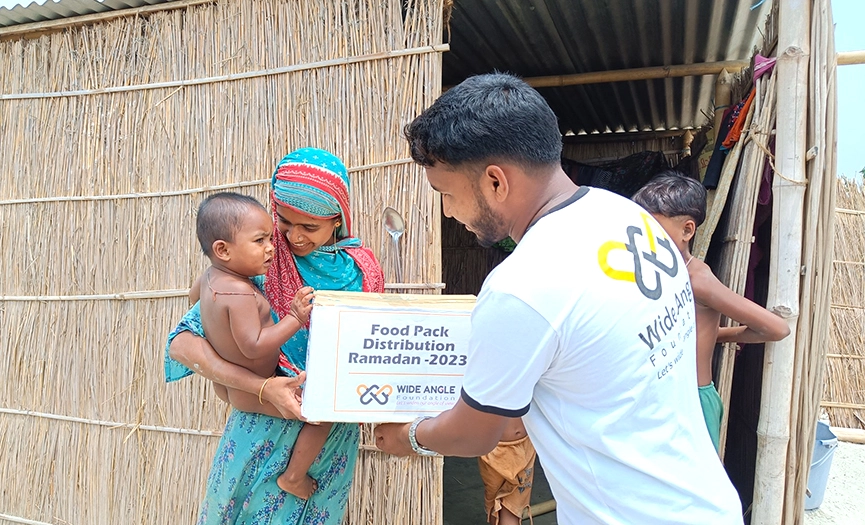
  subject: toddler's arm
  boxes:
[226,286,315,360]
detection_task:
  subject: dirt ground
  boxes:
[803,441,865,525]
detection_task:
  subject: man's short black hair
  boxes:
[404,73,562,171]
[632,171,707,226]
[196,192,267,256]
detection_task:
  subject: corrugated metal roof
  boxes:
[1,0,770,134]
[444,0,772,134]
[0,0,172,27]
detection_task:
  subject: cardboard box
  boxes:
[302,291,476,423]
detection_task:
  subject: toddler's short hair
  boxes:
[196,192,267,256]
[632,171,707,226]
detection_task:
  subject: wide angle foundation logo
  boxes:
[597,212,679,300]
[356,383,393,405]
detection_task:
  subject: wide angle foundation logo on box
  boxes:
[356,383,393,405]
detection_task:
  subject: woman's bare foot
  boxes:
[277,470,318,500]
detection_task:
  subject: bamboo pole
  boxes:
[443,60,750,90]
[524,499,556,519]
[0,513,54,525]
[835,207,865,215]
[712,71,779,457]
[821,402,865,410]
[751,0,811,522]
[785,3,836,521]
[837,50,865,65]
[0,283,446,301]
[0,157,414,205]
[0,407,224,437]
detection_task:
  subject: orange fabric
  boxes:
[721,89,756,149]
[478,435,537,524]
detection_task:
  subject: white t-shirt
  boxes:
[461,187,743,525]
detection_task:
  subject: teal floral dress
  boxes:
[165,251,367,525]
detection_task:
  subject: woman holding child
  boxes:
[165,147,384,524]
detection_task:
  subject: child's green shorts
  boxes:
[699,382,724,452]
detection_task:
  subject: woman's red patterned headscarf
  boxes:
[264,148,384,320]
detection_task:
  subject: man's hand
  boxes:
[374,422,414,456]
[262,372,308,421]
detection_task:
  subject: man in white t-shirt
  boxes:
[374,73,743,524]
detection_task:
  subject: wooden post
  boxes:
[751,0,810,523]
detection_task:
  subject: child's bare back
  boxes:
[686,258,724,387]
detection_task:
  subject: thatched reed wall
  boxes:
[823,178,865,429]
[562,133,685,166]
[0,1,445,524]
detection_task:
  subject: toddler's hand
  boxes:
[290,286,315,325]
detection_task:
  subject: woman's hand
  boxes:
[262,372,309,421]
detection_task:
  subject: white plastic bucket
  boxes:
[804,420,838,510]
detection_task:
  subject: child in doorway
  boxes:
[632,172,790,451]
[478,418,536,525]
[195,191,330,499]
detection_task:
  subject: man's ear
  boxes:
[682,219,697,243]
[212,240,231,262]
[482,164,509,203]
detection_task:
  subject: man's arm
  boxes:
[690,264,791,344]
[376,292,554,458]
[169,331,305,419]
[375,397,510,457]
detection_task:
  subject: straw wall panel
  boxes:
[562,134,685,166]
[0,299,230,427]
[0,0,445,523]
[824,179,865,430]
[0,415,215,524]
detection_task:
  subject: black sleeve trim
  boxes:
[461,388,530,417]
